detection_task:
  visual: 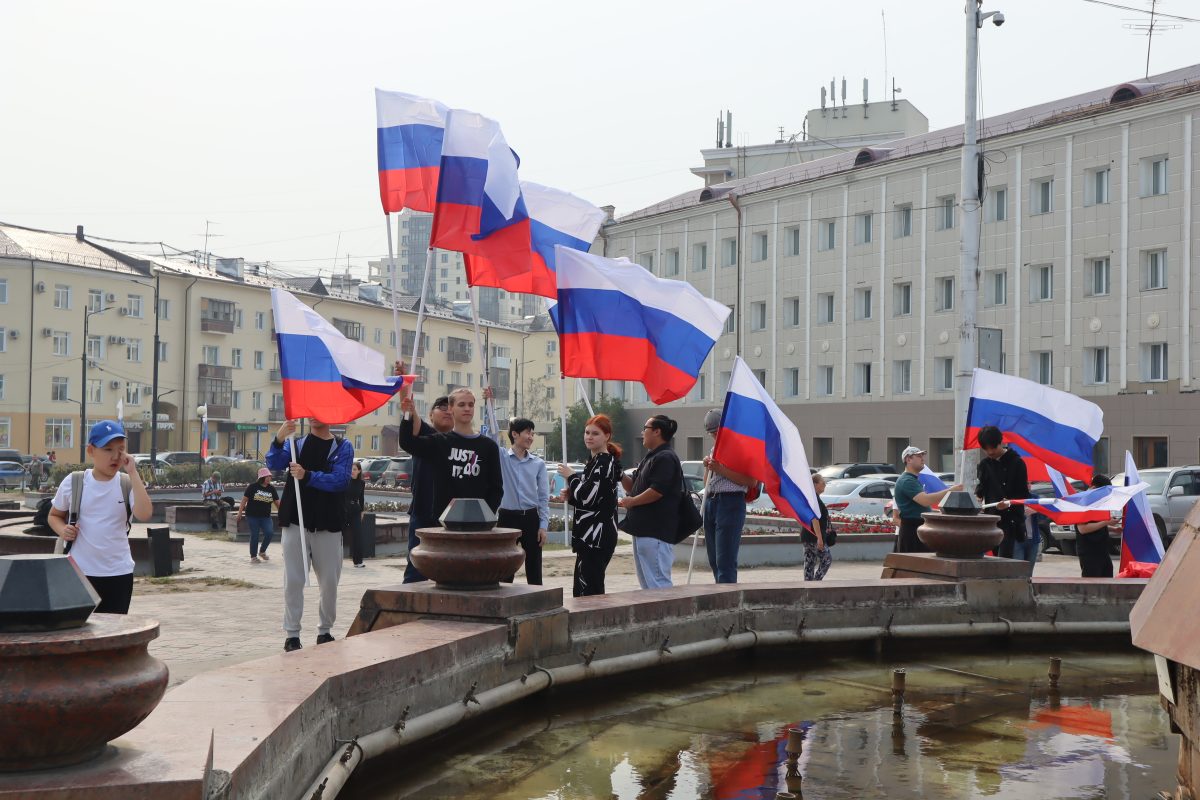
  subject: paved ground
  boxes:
[125,521,1106,687]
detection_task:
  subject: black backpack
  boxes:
[31,498,54,531]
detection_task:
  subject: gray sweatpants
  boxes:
[281,526,343,637]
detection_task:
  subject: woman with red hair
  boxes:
[558,414,623,596]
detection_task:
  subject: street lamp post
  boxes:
[196,404,207,484]
[80,305,114,462]
[148,270,162,467]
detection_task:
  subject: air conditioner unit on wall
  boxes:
[110,381,120,389]
[118,337,126,345]
[118,308,128,316]
[107,335,119,344]
[35,282,45,293]
[41,328,52,337]
[7,330,18,340]
[105,293,116,302]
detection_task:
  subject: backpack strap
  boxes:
[68,471,85,524]
[119,472,133,534]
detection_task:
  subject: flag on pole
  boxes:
[375,89,448,214]
[200,413,209,461]
[1015,476,1146,524]
[429,110,531,278]
[271,288,413,423]
[917,466,948,494]
[465,181,606,299]
[551,248,729,404]
[1119,450,1165,571]
[712,358,820,530]
[965,368,1103,482]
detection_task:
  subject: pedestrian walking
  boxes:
[701,408,756,584]
[559,414,622,596]
[802,474,834,581]
[619,415,683,589]
[498,418,549,585]
[345,462,366,568]
[893,446,960,552]
[236,467,279,564]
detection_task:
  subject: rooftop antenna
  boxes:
[716,112,724,148]
[891,77,902,111]
[820,85,828,116]
[1082,0,1197,78]
[863,78,869,118]
[882,9,890,102]
[841,76,848,118]
[777,125,786,143]
[196,220,221,270]
[725,110,732,148]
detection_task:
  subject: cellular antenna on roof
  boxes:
[841,77,848,118]
[820,85,828,116]
[863,78,869,118]
[716,112,724,148]
[725,110,732,148]
[891,78,902,111]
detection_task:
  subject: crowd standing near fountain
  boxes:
[559,414,623,596]
[399,393,453,583]
[974,424,1037,561]
[700,408,756,584]
[893,446,961,552]
[618,414,685,589]
[497,417,549,585]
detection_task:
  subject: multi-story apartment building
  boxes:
[599,63,1200,473]
[0,223,560,461]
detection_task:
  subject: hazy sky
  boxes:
[2,0,1196,278]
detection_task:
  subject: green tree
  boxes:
[546,396,633,462]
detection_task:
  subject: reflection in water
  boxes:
[355,650,1175,799]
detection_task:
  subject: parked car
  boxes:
[1111,466,1200,547]
[817,463,897,480]
[158,451,203,466]
[857,472,901,484]
[0,461,27,488]
[0,449,24,464]
[381,457,414,490]
[547,463,585,499]
[361,457,396,484]
[205,455,237,465]
[820,478,894,517]
[681,461,706,481]
[131,454,170,474]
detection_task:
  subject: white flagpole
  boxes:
[559,374,571,547]
[686,468,709,584]
[576,378,595,417]
[288,430,312,587]
[385,214,402,357]
[410,247,435,369]
[469,286,499,442]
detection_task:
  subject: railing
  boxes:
[200,317,234,334]
[204,404,231,420]
[268,369,281,383]
[268,408,286,422]
[198,364,232,379]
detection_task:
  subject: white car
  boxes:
[820,479,895,517]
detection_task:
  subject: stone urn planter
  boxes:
[409,498,524,590]
[917,491,1004,558]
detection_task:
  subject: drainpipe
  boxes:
[727,193,743,357]
[180,276,199,451]
[26,260,35,454]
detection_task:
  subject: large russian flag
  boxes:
[712,358,820,530]
[465,181,606,299]
[551,248,729,404]
[1016,472,1147,525]
[375,89,448,214]
[430,110,531,278]
[270,288,412,424]
[964,368,1103,482]
[1120,450,1165,568]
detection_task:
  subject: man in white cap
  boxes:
[701,408,757,583]
[892,446,959,553]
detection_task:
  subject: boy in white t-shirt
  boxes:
[47,420,153,614]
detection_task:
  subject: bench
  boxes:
[0,531,185,576]
[165,504,215,532]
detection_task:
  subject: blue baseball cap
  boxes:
[88,420,127,447]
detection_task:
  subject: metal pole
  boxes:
[955,0,982,487]
[468,287,498,441]
[79,310,89,463]
[559,374,571,546]
[288,431,312,586]
[150,271,161,470]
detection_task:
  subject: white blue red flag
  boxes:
[430,110,531,278]
[918,466,948,494]
[965,368,1103,482]
[465,181,605,299]
[712,358,820,530]
[375,89,448,214]
[1120,450,1165,569]
[200,413,209,461]
[550,248,729,404]
[1016,471,1147,524]
[270,289,413,424]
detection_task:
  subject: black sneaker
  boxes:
[315,633,334,645]
[283,637,302,652]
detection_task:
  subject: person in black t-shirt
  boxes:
[236,467,279,564]
[974,425,1034,560]
[401,395,454,583]
[619,415,683,589]
[1075,473,1117,578]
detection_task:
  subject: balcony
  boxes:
[446,338,472,364]
[490,356,511,369]
[268,368,281,383]
[204,404,231,420]
[333,319,363,341]
[200,316,235,334]
[197,364,233,380]
[268,408,286,422]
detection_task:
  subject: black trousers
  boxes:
[573,541,615,597]
[87,573,134,614]
[1077,529,1114,577]
[896,518,929,553]
[499,508,542,585]
[346,513,363,566]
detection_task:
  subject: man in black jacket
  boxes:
[401,395,453,583]
[974,425,1033,560]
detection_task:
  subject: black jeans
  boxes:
[896,518,929,553]
[346,513,363,566]
[403,515,429,583]
[573,541,615,596]
[499,508,542,585]
[87,573,134,614]
[1077,529,1114,577]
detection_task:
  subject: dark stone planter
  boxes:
[409,526,524,589]
[917,510,1004,558]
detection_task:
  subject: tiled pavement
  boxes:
[129,522,1101,687]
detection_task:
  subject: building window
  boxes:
[125,382,143,406]
[1031,178,1054,214]
[51,377,69,402]
[254,351,264,370]
[1143,249,1167,290]
[0,328,5,353]
[936,196,956,231]
[817,366,834,396]
[785,368,800,397]
[812,437,833,466]
[371,435,380,451]
[750,301,767,331]
[893,360,912,394]
[751,232,768,262]
[0,279,7,303]
[893,282,911,317]
[1086,168,1110,206]
[664,248,680,276]
[855,213,873,245]
[158,298,170,320]
[252,392,262,410]
[783,296,801,327]
[52,331,70,357]
[722,238,737,267]
[935,277,954,312]
[231,348,243,368]
[816,293,835,324]
[694,374,704,400]
[854,363,872,396]
[53,284,71,310]
[785,226,801,256]
[1142,155,1168,196]
[723,305,736,334]
[87,289,103,312]
[127,294,144,318]
[935,357,954,391]
[45,418,73,449]
[157,341,168,362]
[1084,347,1109,385]
[817,220,836,251]
[255,311,265,330]
[87,379,102,404]
[1087,258,1111,296]
[854,287,872,320]
[752,369,767,388]
[374,328,382,344]
[985,269,1007,306]
[1032,351,1053,385]
[693,242,708,271]
[0,417,8,446]
[202,346,219,365]
[989,187,1007,222]
[86,335,103,361]
[1143,343,1168,382]
[126,339,142,362]
[894,204,912,238]
[1031,264,1053,302]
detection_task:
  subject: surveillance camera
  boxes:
[992,11,1005,25]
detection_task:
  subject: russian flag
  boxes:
[429,110,531,278]
[1120,450,1165,569]
[965,368,1103,482]
[270,289,413,424]
[551,248,730,404]
[1015,474,1147,525]
[465,181,606,299]
[375,89,448,214]
[918,466,948,494]
[711,358,820,530]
